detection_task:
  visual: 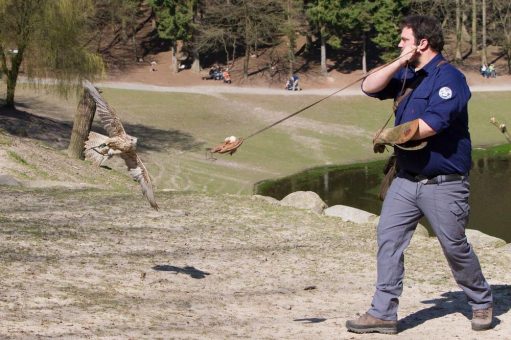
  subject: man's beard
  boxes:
[408,54,419,68]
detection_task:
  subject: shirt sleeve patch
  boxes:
[438,87,452,99]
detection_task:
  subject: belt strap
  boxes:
[400,173,465,185]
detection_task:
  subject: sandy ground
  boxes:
[0,131,510,339]
[0,184,510,340]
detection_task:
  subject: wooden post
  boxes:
[67,87,96,159]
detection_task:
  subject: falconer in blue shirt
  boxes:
[371,52,472,178]
[346,15,493,335]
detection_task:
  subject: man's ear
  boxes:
[417,38,429,51]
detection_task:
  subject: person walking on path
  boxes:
[346,15,494,335]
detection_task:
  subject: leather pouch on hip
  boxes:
[379,153,399,201]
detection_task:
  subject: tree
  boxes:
[195,0,238,67]
[492,0,511,74]
[87,0,144,61]
[368,0,410,62]
[471,0,477,55]
[148,0,201,73]
[238,0,285,78]
[349,1,376,74]
[281,0,304,76]
[481,0,488,65]
[455,0,463,61]
[305,0,345,75]
[0,0,104,108]
[196,0,284,78]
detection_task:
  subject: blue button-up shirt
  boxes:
[367,53,472,177]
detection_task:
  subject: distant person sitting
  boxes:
[488,64,496,78]
[285,75,301,91]
[223,69,231,84]
[202,66,217,80]
[150,61,157,72]
[480,64,488,78]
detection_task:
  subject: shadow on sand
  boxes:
[398,284,511,331]
[152,265,210,279]
[0,107,204,152]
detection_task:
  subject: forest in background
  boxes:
[1,0,511,107]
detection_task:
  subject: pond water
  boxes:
[255,150,511,243]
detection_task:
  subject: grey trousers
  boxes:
[368,176,493,321]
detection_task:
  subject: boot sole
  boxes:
[346,324,398,335]
[472,323,492,331]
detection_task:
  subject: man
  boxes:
[346,15,493,334]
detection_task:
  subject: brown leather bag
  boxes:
[379,153,398,201]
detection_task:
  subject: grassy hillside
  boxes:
[3,85,511,195]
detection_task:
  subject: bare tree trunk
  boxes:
[506,35,511,74]
[287,0,296,77]
[173,41,183,73]
[67,88,96,160]
[132,35,139,61]
[243,5,250,79]
[4,48,24,108]
[471,0,477,55]
[191,5,201,73]
[320,27,327,75]
[481,0,488,65]
[192,52,200,72]
[231,39,237,67]
[244,44,250,79]
[362,33,367,74]
[305,33,313,53]
[455,0,463,61]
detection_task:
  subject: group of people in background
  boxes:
[202,65,231,84]
[480,63,497,78]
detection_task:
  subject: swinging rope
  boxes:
[207,49,417,157]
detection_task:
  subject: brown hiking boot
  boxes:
[472,307,493,331]
[346,312,398,334]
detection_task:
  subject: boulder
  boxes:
[251,195,280,205]
[324,205,378,224]
[466,229,506,249]
[0,174,21,187]
[280,191,327,214]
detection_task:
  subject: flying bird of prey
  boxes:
[83,80,159,210]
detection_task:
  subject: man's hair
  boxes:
[401,15,444,53]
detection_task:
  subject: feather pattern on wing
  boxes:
[84,131,110,166]
[83,80,126,137]
[121,151,159,210]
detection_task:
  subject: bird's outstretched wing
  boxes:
[83,80,126,137]
[121,151,159,210]
[84,131,110,166]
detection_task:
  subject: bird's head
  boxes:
[129,136,138,149]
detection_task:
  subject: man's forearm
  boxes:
[361,60,402,94]
[413,119,436,139]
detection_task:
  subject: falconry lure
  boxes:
[83,81,159,210]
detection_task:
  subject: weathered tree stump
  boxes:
[67,87,96,159]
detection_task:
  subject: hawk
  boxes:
[83,80,159,210]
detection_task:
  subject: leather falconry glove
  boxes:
[373,119,427,153]
[210,136,244,155]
